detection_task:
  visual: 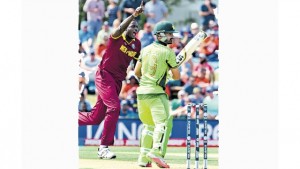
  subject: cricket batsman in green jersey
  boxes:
[134,21,181,168]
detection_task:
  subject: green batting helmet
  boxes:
[153,21,178,35]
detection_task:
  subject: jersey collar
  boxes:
[122,33,135,44]
[155,40,167,46]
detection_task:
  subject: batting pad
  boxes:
[140,124,154,152]
[138,125,154,163]
[152,122,169,156]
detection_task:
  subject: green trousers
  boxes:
[137,93,173,163]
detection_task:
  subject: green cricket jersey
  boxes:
[136,42,178,94]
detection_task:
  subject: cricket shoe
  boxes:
[146,152,169,168]
[97,147,116,159]
[138,155,152,167]
[138,162,152,167]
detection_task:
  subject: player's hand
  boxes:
[133,0,144,17]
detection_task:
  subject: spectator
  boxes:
[120,75,139,100]
[193,53,215,84]
[190,22,200,41]
[95,21,111,47]
[171,94,196,119]
[169,32,184,54]
[119,0,144,22]
[194,53,214,73]
[213,67,219,86]
[183,75,200,95]
[79,71,87,97]
[79,102,89,112]
[94,21,111,58]
[79,93,92,112]
[95,34,108,59]
[106,0,122,27]
[170,90,187,111]
[198,0,217,31]
[78,48,88,85]
[203,86,218,119]
[195,68,211,88]
[144,0,168,26]
[112,18,121,31]
[82,49,101,73]
[79,21,93,54]
[179,59,194,84]
[119,100,138,118]
[137,22,155,48]
[83,0,105,39]
[82,49,101,94]
[126,87,138,113]
[78,42,87,57]
[191,87,204,104]
[208,19,219,34]
[180,26,192,46]
[198,30,219,62]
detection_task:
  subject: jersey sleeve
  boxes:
[166,51,179,68]
[110,33,122,40]
[138,50,143,62]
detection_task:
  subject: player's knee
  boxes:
[107,102,121,113]
[142,124,155,136]
[144,124,155,131]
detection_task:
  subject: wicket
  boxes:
[186,103,208,169]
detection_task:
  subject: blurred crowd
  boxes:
[78,0,219,120]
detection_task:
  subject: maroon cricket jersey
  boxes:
[99,34,141,81]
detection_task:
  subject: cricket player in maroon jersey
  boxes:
[78,2,144,159]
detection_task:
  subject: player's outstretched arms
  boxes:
[111,1,144,38]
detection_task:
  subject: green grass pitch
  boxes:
[79,146,218,169]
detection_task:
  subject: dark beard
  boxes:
[166,38,173,44]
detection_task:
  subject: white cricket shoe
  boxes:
[97,147,116,159]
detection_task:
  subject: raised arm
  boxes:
[111,1,144,38]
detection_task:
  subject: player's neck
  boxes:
[155,40,167,46]
[125,34,135,42]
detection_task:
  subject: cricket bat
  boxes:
[176,30,207,66]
